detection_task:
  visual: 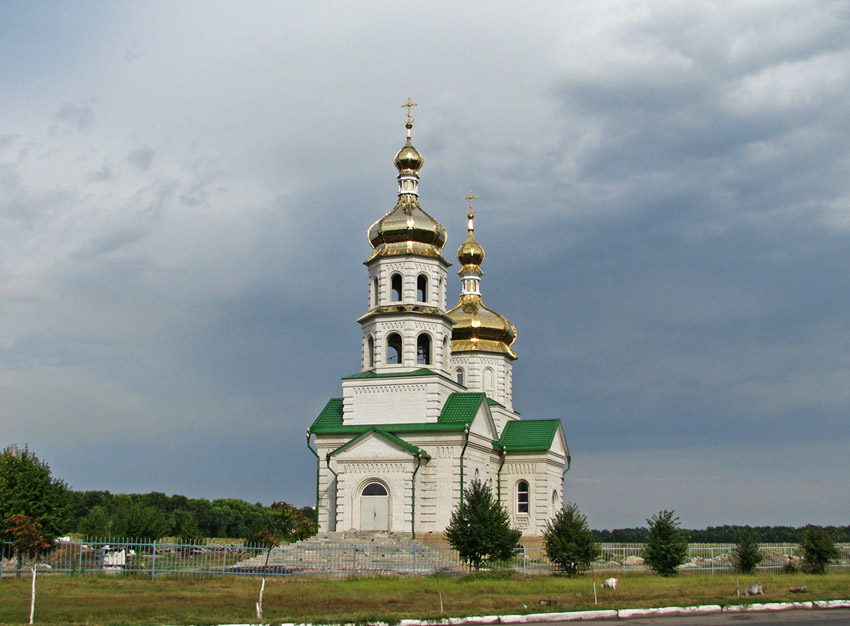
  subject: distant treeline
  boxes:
[592,525,850,543]
[67,490,317,541]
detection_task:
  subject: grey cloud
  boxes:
[54,101,95,131]
[126,145,154,170]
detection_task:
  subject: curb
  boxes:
[214,599,850,626]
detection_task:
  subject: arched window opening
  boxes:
[362,482,388,496]
[417,334,431,365]
[372,277,379,307]
[551,489,559,511]
[517,480,529,514]
[391,273,402,302]
[367,335,375,369]
[474,468,480,482]
[387,333,402,365]
[417,275,428,302]
[456,367,465,386]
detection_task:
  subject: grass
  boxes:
[0,571,847,625]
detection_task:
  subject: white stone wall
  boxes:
[450,352,514,411]
[341,373,463,426]
[361,314,454,374]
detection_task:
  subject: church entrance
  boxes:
[360,482,389,531]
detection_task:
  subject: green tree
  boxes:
[0,445,69,544]
[643,510,689,576]
[732,528,764,574]
[445,479,521,571]
[543,503,600,576]
[800,525,839,574]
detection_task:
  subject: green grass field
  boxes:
[0,571,847,625]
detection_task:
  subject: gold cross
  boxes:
[464,191,479,214]
[401,98,418,124]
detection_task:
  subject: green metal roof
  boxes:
[310,398,344,432]
[329,428,430,459]
[496,419,562,451]
[342,368,441,380]
[438,392,487,425]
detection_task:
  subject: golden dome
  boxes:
[457,210,485,271]
[448,294,518,359]
[447,207,517,359]
[366,121,448,263]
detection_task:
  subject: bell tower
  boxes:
[357,101,455,375]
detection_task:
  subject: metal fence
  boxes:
[2,539,848,579]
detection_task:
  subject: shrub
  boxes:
[543,503,600,576]
[800,525,839,574]
[643,510,688,576]
[445,479,521,571]
[732,528,764,574]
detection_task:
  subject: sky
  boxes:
[1,0,848,530]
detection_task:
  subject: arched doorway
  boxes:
[360,481,389,531]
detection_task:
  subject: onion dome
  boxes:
[447,208,517,359]
[366,120,448,263]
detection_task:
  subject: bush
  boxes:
[445,479,521,571]
[800,525,839,574]
[732,528,764,574]
[543,503,600,576]
[643,510,688,576]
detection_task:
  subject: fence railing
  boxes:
[2,539,848,579]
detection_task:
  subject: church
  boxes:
[307,106,570,540]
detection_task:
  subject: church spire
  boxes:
[448,196,517,360]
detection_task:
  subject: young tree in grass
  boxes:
[4,514,51,623]
[543,503,600,576]
[643,510,689,576]
[445,479,521,571]
[800,525,839,574]
[732,528,764,574]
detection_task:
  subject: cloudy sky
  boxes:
[2,1,848,530]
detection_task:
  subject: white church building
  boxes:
[307,112,570,540]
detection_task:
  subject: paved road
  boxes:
[527,608,850,626]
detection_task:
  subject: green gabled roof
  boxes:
[329,428,430,459]
[342,368,439,380]
[496,419,562,451]
[439,392,487,425]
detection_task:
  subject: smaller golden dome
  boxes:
[448,295,518,359]
[394,123,424,174]
[457,209,485,271]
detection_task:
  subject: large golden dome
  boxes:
[447,209,517,359]
[366,122,448,263]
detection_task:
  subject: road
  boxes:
[526,608,850,626]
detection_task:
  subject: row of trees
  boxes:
[445,480,843,576]
[593,525,850,544]
[1,445,316,548]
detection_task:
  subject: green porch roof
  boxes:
[329,428,430,459]
[496,419,562,451]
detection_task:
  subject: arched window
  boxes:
[372,277,379,307]
[362,482,388,496]
[456,367,465,386]
[367,335,375,369]
[386,333,402,365]
[390,273,402,302]
[551,489,559,511]
[484,368,495,394]
[474,468,480,482]
[417,274,428,302]
[417,334,431,365]
[517,480,529,514]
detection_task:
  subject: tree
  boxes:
[445,479,521,571]
[732,528,764,574]
[643,510,689,576]
[543,503,600,576]
[800,525,839,574]
[0,445,69,544]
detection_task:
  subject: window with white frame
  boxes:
[517,480,529,514]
